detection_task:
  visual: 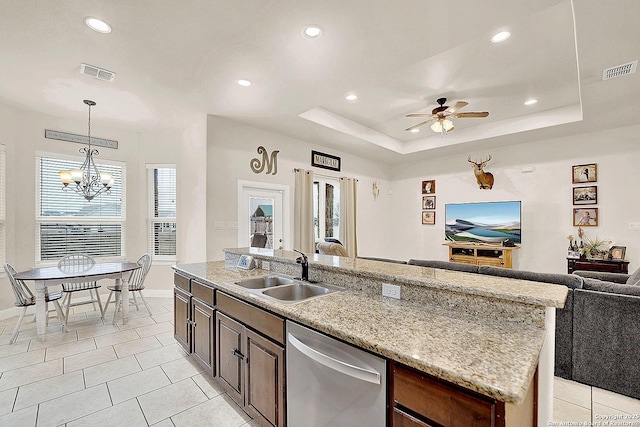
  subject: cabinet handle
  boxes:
[231,348,245,360]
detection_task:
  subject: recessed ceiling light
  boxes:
[85,17,112,34]
[410,128,420,133]
[236,79,252,87]
[524,98,538,106]
[302,25,323,39]
[345,94,358,102]
[491,31,511,43]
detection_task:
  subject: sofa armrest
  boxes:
[572,270,629,284]
[582,278,640,296]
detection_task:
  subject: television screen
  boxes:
[445,201,521,244]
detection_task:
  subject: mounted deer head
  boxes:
[468,155,494,190]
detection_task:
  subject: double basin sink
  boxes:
[224,273,342,305]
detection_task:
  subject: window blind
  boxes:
[37,155,126,261]
[147,166,176,258]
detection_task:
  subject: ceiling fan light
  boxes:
[442,119,454,131]
[431,121,443,133]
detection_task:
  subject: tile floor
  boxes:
[0,295,638,426]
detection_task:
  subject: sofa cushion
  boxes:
[583,278,640,297]
[625,267,640,286]
[478,265,584,289]
[573,270,629,284]
[408,259,479,273]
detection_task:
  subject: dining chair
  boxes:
[103,253,153,323]
[4,263,67,344]
[58,254,103,323]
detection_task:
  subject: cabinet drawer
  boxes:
[393,364,495,427]
[217,292,285,345]
[192,279,215,306]
[174,272,190,292]
[393,408,431,427]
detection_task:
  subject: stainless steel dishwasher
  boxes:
[286,321,387,427]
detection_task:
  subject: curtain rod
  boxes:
[293,168,359,182]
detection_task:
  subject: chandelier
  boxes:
[58,100,113,201]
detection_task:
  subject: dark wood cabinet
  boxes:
[174,286,191,353]
[245,328,285,427]
[567,257,629,274]
[216,291,286,427]
[391,362,506,427]
[174,273,216,375]
[192,298,215,375]
[216,311,244,403]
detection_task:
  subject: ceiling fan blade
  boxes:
[455,111,489,118]
[405,118,436,132]
[445,101,468,114]
[405,113,435,118]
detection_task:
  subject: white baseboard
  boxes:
[0,289,173,322]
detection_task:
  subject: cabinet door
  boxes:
[192,299,215,376]
[393,408,433,427]
[216,312,245,405]
[245,329,285,427]
[174,288,191,353]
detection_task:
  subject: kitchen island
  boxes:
[173,248,567,426]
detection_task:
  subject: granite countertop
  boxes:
[224,248,568,308]
[174,260,551,404]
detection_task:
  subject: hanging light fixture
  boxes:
[58,100,113,201]
[430,118,454,134]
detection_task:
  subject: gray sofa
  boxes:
[405,259,640,400]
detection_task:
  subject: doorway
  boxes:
[237,181,290,250]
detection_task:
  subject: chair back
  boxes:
[3,263,35,307]
[58,254,95,273]
[128,253,152,290]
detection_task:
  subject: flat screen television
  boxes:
[445,201,521,244]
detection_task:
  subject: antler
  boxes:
[468,154,492,166]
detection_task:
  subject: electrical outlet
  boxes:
[382,283,401,299]
[629,222,640,230]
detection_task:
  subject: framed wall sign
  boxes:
[311,150,341,171]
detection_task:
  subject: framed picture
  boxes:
[572,163,597,183]
[610,246,626,261]
[568,250,580,259]
[573,208,598,227]
[572,186,597,205]
[422,211,436,225]
[421,180,436,194]
[422,195,436,210]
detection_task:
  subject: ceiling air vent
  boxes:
[80,63,116,82]
[602,60,637,81]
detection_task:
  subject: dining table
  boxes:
[14,261,141,341]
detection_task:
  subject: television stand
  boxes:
[443,242,520,269]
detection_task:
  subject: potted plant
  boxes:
[579,235,612,260]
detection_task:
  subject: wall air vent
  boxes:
[602,60,637,80]
[80,63,116,82]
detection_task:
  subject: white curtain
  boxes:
[293,169,315,254]
[339,177,358,257]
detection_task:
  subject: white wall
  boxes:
[206,116,394,260]
[387,124,640,273]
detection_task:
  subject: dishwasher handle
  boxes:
[287,333,381,385]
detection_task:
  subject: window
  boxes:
[37,154,125,262]
[0,145,5,266]
[313,177,340,243]
[147,165,176,260]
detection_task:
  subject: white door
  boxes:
[238,181,290,250]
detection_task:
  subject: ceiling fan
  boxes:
[405,98,489,133]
